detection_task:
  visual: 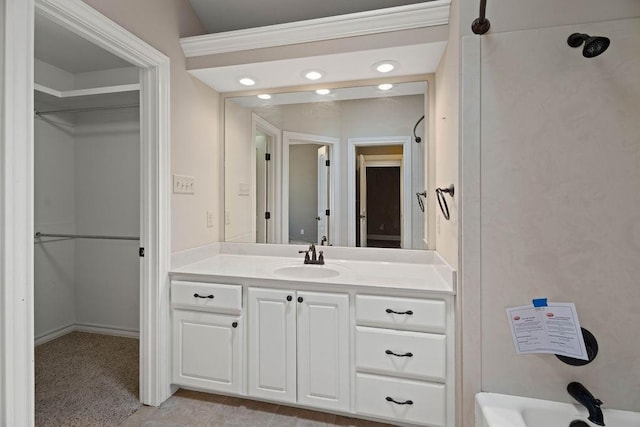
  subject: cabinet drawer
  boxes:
[356,326,446,381]
[356,373,446,427]
[356,295,446,333]
[172,281,242,313]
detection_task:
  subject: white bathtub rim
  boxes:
[475,392,638,427]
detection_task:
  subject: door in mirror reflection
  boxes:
[283,131,337,246]
[255,130,270,243]
[356,150,403,249]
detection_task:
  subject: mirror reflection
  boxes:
[224,81,429,250]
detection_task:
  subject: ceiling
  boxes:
[189,0,434,33]
[190,43,446,93]
[34,14,132,74]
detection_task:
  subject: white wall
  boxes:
[83,0,222,253]
[34,115,76,339]
[224,99,253,242]
[74,108,140,332]
[479,17,640,411]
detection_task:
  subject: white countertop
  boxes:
[170,244,456,294]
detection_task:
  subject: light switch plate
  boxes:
[173,174,195,194]
[238,183,250,196]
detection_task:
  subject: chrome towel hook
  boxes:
[435,185,454,220]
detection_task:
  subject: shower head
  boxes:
[567,33,610,58]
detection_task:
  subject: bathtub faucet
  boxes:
[567,382,605,426]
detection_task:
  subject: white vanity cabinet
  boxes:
[247,287,350,412]
[171,281,243,394]
[354,294,451,427]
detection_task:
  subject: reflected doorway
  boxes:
[356,152,403,248]
[283,131,338,246]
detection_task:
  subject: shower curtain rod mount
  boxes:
[471,0,490,35]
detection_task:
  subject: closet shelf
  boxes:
[34,83,140,115]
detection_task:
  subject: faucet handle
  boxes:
[594,399,603,407]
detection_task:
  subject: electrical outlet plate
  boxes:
[207,210,214,228]
[225,210,231,225]
[173,174,195,194]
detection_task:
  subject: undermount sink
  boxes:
[273,265,341,279]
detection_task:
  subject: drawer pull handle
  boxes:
[193,293,214,299]
[386,396,414,405]
[386,308,413,315]
[286,295,293,302]
[385,349,413,358]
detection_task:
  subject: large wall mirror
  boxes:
[224,80,430,250]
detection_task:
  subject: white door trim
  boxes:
[251,114,281,243]
[1,1,35,425]
[282,131,339,245]
[347,136,412,248]
[1,1,171,424]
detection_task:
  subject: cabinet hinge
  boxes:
[265,211,271,220]
[265,153,271,161]
[139,247,145,257]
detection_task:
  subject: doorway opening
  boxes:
[347,136,412,248]
[356,150,403,248]
[282,131,338,246]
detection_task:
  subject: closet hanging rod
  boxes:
[34,103,139,116]
[34,232,139,241]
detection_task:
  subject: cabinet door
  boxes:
[297,291,350,411]
[248,287,296,403]
[172,310,242,394]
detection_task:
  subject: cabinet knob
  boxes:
[385,308,413,315]
[194,293,214,299]
[386,396,414,405]
[232,322,238,328]
[297,296,304,303]
[286,295,292,302]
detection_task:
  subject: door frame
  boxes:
[1,1,171,424]
[358,154,404,248]
[282,131,339,245]
[251,114,281,243]
[347,136,412,248]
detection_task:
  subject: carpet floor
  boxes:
[35,332,141,427]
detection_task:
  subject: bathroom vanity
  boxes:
[169,244,456,427]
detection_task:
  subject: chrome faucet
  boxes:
[298,243,324,265]
[568,382,605,426]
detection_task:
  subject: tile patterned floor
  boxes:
[121,389,394,427]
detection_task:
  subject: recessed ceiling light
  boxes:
[372,60,398,73]
[257,94,271,100]
[304,70,323,81]
[239,77,256,86]
[315,89,330,95]
[378,83,393,91]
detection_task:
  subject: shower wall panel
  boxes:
[479,18,640,411]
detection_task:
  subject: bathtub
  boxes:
[475,392,640,427]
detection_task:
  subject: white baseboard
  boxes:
[35,323,139,346]
[35,324,76,346]
[75,323,139,339]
